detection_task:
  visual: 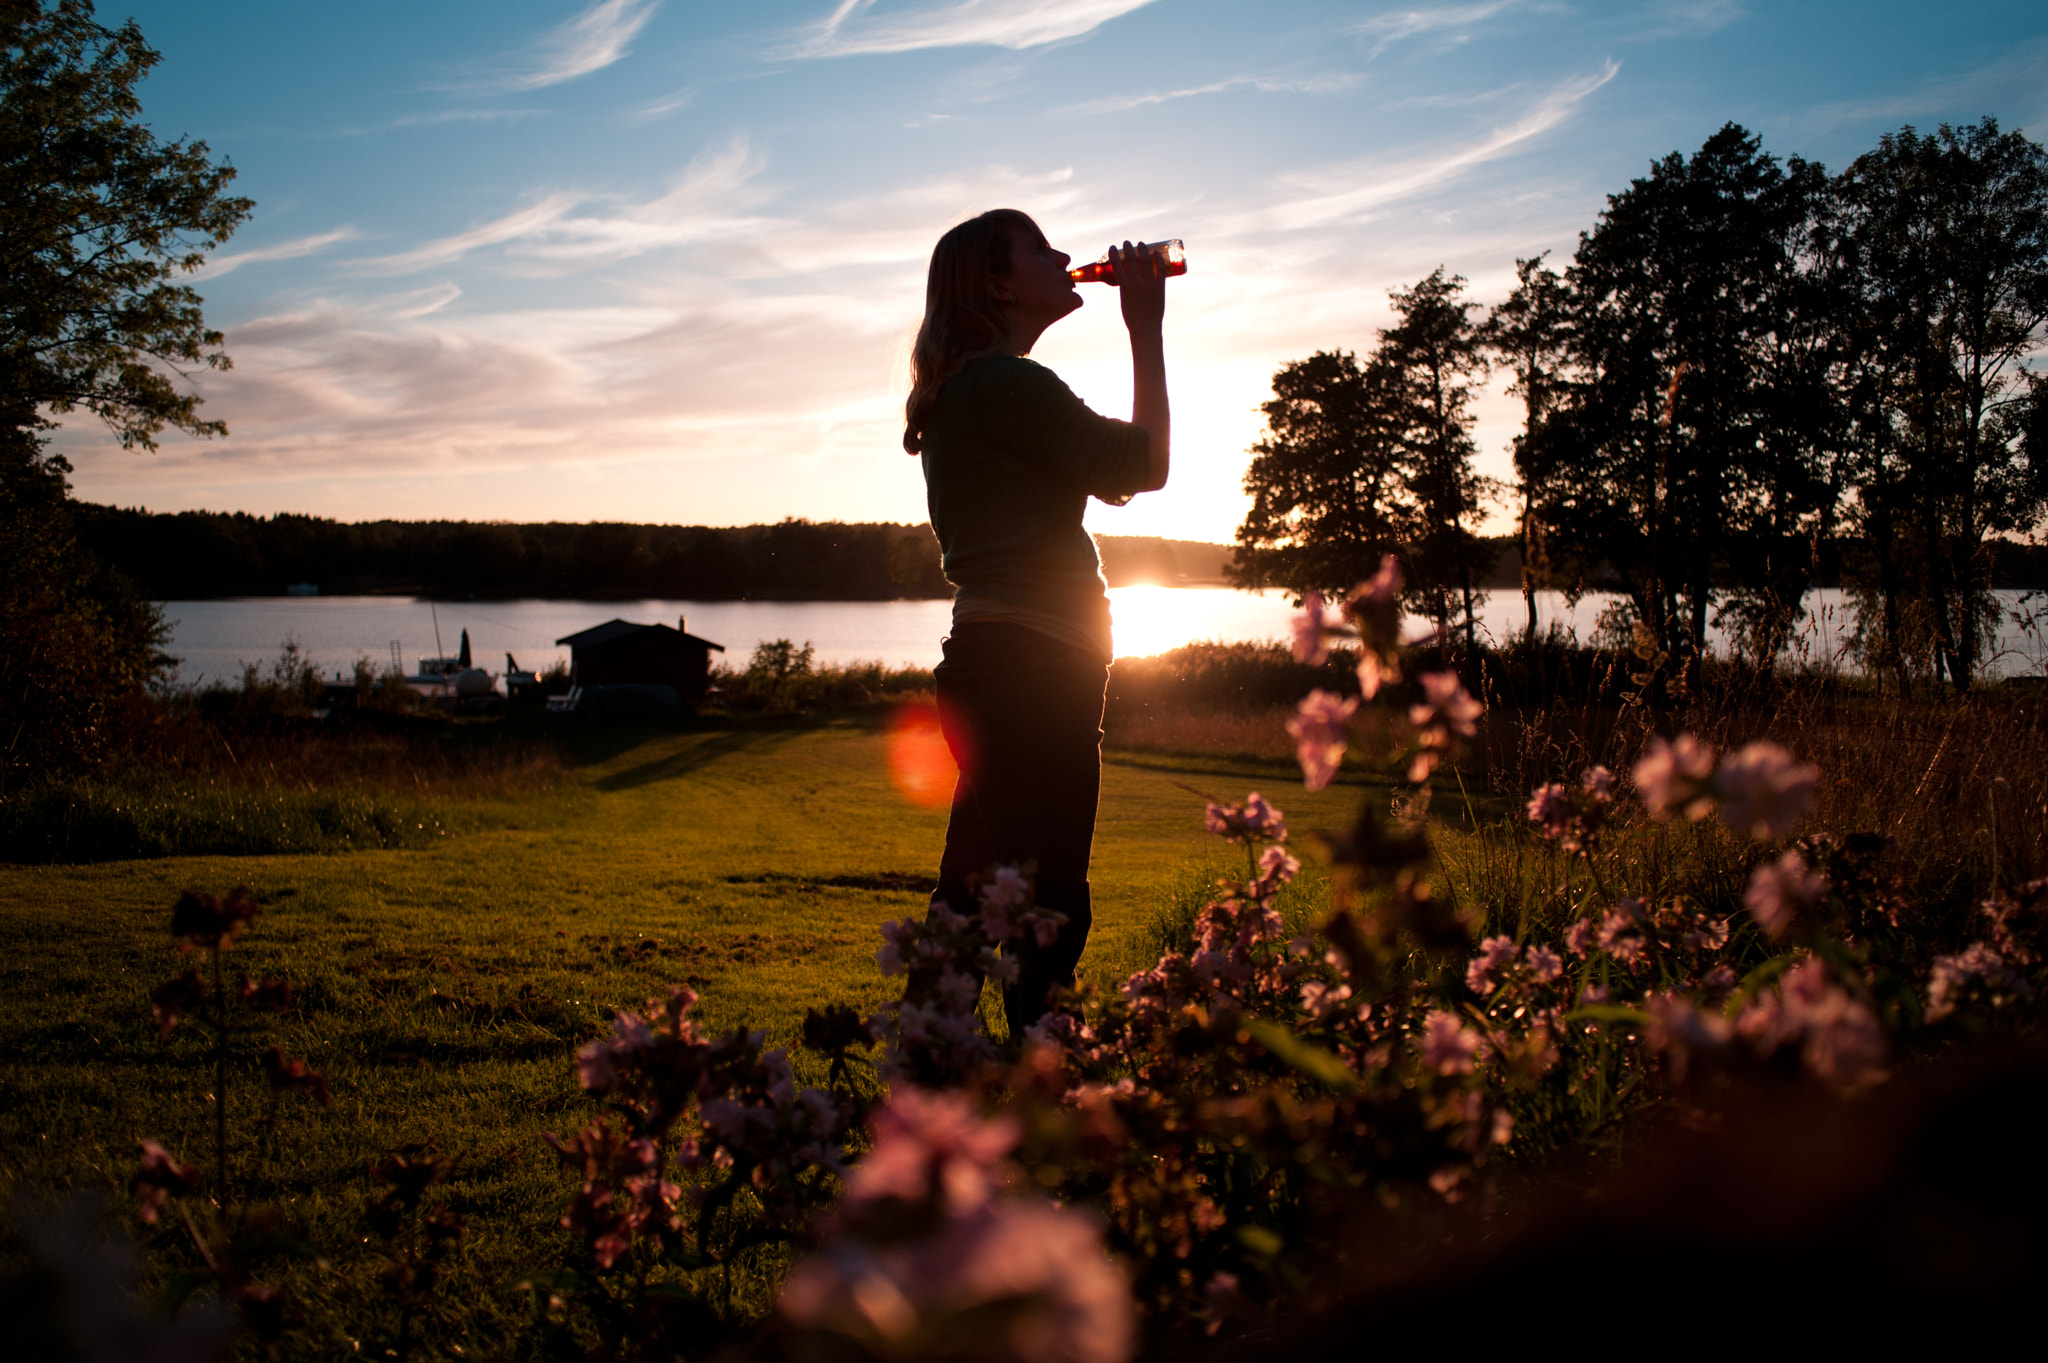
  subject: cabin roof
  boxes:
[554,618,725,652]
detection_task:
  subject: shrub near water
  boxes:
[0,642,562,861]
[715,638,933,714]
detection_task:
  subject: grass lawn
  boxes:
[0,714,1362,1344]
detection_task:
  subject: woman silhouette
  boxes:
[904,210,1171,1035]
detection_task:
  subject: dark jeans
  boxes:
[930,621,1107,1036]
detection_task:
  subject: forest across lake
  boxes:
[70,504,2048,605]
[158,586,2046,686]
[72,507,1272,601]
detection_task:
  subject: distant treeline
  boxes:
[70,506,1250,601]
[68,504,2045,602]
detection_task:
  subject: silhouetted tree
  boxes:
[1548,124,1832,669]
[1,0,250,448]
[1835,118,2048,688]
[1480,253,1573,639]
[1,0,246,780]
[1229,349,1416,603]
[1381,267,1496,653]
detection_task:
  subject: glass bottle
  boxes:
[1069,238,1186,284]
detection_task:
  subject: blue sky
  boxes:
[57,0,2048,542]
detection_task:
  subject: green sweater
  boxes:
[919,355,1152,633]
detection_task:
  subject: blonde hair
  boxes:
[902,208,1045,455]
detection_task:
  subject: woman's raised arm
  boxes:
[1109,240,1170,493]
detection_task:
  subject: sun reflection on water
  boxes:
[1107,584,1295,660]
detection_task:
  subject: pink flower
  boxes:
[1634,734,1716,821]
[936,968,981,1012]
[876,918,917,977]
[1407,672,1481,782]
[1300,979,1354,1016]
[980,866,1031,912]
[575,1040,616,1091]
[609,1010,652,1053]
[1714,742,1820,840]
[1580,766,1614,799]
[979,869,1029,941]
[1255,845,1301,898]
[847,1088,1020,1214]
[1526,783,1571,838]
[1464,935,1520,996]
[1735,959,1888,1093]
[1286,689,1357,791]
[1564,917,1593,958]
[1203,1270,1256,1336]
[133,1139,201,1224]
[1355,648,1398,701]
[1205,792,1287,843]
[1743,850,1826,937]
[1419,1010,1481,1074]
[1925,942,2033,1022]
[1021,907,1068,949]
[1410,672,1482,740]
[1346,557,1405,696]
[779,1197,1134,1363]
[1525,944,1564,983]
[1291,590,1336,665]
[1345,556,1404,647]
[1642,991,1732,1082]
[1599,900,1648,968]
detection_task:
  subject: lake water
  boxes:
[158,586,2044,686]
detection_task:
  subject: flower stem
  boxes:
[212,943,229,1204]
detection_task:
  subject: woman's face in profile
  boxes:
[995,229,1083,333]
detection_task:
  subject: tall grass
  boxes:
[0,780,450,862]
[1099,638,2046,958]
[1468,646,2048,916]
[2,646,569,861]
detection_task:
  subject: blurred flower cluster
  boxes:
[776,1088,1133,1363]
[554,984,861,1263]
[873,868,1069,1087]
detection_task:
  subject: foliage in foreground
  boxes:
[11,561,2044,1361]
[1,0,252,786]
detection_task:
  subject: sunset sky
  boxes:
[57,0,2048,543]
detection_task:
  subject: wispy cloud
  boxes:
[1266,59,1620,228]
[390,108,547,128]
[798,0,1159,58]
[346,139,773,276]
[471,0,662,92]
[192,228,358,280]
[1625,1,1743,42]
[1354,1,1537,58]
[1053,70,1364,119]
[632,87,700,121]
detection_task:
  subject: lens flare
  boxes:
[887,699,955,809]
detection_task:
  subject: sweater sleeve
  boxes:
[984,358,1153,506]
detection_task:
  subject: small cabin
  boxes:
[555,617,725,700]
